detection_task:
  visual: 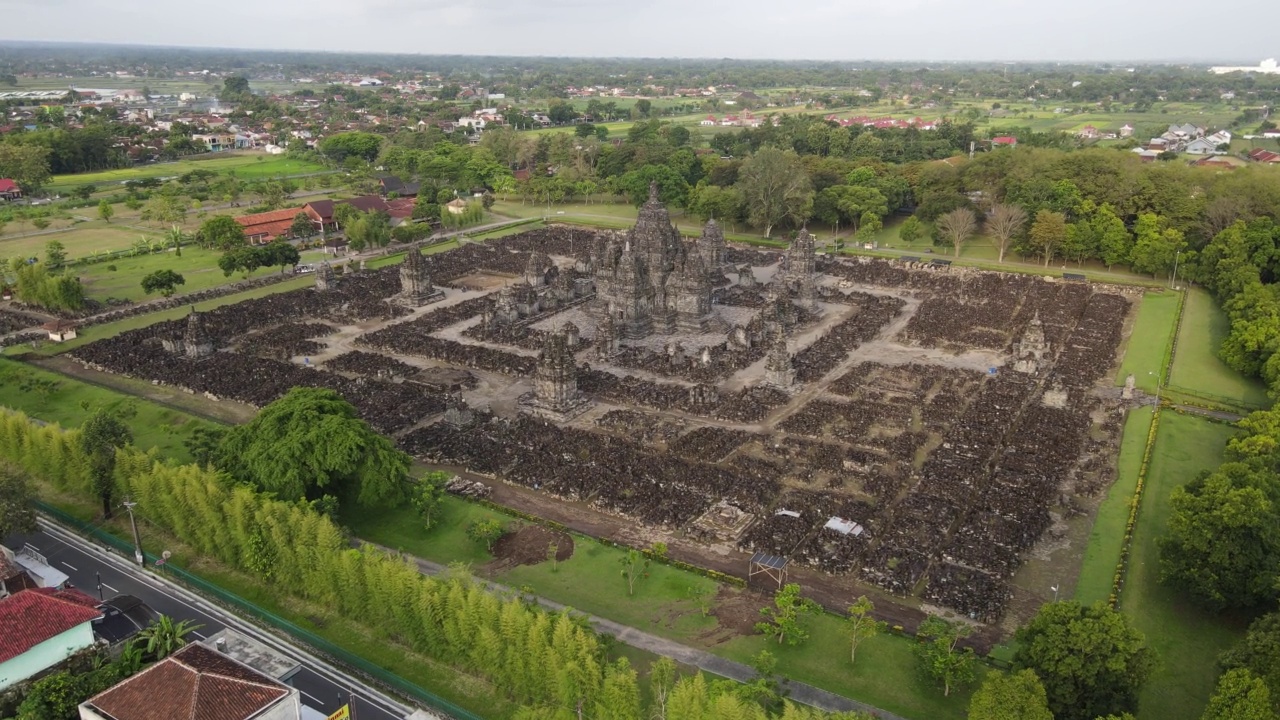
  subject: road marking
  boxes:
[61,561,78,571]
[300,690,322,704]
[189,630,205,639]
[101,583,119,593]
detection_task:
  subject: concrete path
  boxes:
[374,543,908,720]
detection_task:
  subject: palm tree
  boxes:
[137,615,203,659]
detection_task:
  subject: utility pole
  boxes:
[1170,250,1182,290]
[122,498,144,567]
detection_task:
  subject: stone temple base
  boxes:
[399,288,446,308]
[517,392,594,422]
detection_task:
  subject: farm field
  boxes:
[45,153,329,193]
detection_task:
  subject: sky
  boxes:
[0,0,1276,62]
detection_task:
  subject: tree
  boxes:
[1221,612,1280,701]
[915,616,977,697]
[199,215,246,251]
[43,240,67,270]
[260,241,301,273]
[79,409,133,518]
[98,200,114,223]
[650,657,677,720]
[635,99,652,117]
[1013,601,1153,720]
[219,75,251,102]
[1159,462,1280,611]
[936,208,978,258]
[1028,209,1068,267]
[137,615,203,659]
[737,147,813,238]
[216,388,411,508]
[345,211,391,251]
[899,216,924,244]
[619,548,650,596]
[0,463,36,540]
[218,246,265,277]
[1095,204,1132,270]
[755,583,820,646]
[0,143,52,196]
[412,472,449,530]
[140,269,186,298]
[846,596,886,666]
[318,132,383,163]
[985,204,1028,263]
[290,212,315,240]
[183,425,226,468]
[968,669,1054,720]
[1130,218,1186,279]
[1200,669,1275,720]
[467,518,505,552]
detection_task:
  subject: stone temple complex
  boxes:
[162,309,215,359]
[1013,313,1049,374]
[399,247,444,307]
[591,183,722,338]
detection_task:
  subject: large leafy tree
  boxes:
[198,215,247,251]
[1220,612,1280,701]
[968,669,1054,720]
[0,463,36,540]
[140,269,186,298]
[1027,209,1068,267]
[1013,601,1153,720]
[79,409,133,518]
[755,583,820,646]
[736,146,813,238]
[216,387,411,509]
[0,143,52,196]
[1158,462,1280,611]
[318,132,383,163]
[1200,669,1275,720]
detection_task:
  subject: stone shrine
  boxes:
[399,248,444,307]
[763,325,795,390]
[315,262,337,291]
[1013,313,1049,374]
[162,309,215,359]
[521,326,592,420]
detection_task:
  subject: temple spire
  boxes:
[647,180,660,203]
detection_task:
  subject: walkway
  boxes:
[373,542,908,720]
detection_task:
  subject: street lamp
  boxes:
[122,498,143,567]
[1170,250,1182,290]
[1050,584,1060,602]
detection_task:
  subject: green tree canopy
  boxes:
[0,463,36,540]
[737,146,813,238]
[1220,612,1280,701]
[318,132,383,163]
[968,669,1054,720]
[1200,669,1275,720]
[198,215,247,251]
[216,387,411,509]
[1013,601,1153,720]
[140,269,186,298]
[0,143,52,196]
[79,409,133,518]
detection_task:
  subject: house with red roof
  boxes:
[700,115,717,126]
[0,589,102,690]
[992,136,1018,147]
[234,208,306,245]
[0,179,21,201]
[79,642,301,720]
[1249,148,1280,164]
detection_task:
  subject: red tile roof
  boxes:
[992,136,1018,145]
[304,200,335,222]
[29,586,100,607]
[0,589,102,663]
[386,197,416,219]
[0,179,19,193]
[234,207,303,240]
[87,643,290,720]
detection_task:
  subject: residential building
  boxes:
[234,208,305,244]
[377,175,420,197]
[445,198,469,215]
[5,543,69,589]
[0,589,102,690]
[79,642,301,720]
[1248,148,1280,164]
[191,133,242,152]
[700,115,717,126]
[0,552,37,599]
[1120,124,1134,137]
[42,320,78,343]
[991,136,1018,147]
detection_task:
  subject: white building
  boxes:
[1210,58,1280,75]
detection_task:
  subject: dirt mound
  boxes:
[703,586,764,644]
[489,524,575,570]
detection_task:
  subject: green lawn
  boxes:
[45,154,328,193]
[1168,288,1271,410]
[1121,412,1249,720]
[1115,291,1181,393]
[1075,407,1154,606]
[0,357,217,463]
[0,225,158,261]
[75,247,302,302]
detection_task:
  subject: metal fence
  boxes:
[37,501,482,720]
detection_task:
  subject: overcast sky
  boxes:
[1,0,1276,62]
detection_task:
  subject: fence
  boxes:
[36,501,481,720]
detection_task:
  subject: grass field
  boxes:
[1115,291,1181,393]
[1075,407,1154,606]
[46,154,328,193]
[0,225,160,261]
[1121,412,1250,720]
[0,357,216,463]
[1168,288,1271,410]
[75,246,327,302]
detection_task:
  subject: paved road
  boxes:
[5,520,421,720]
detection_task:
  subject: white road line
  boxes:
[189,630,205,639]
[101,583,119,593]
[300,690,322,704]
[61,561,78,571]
